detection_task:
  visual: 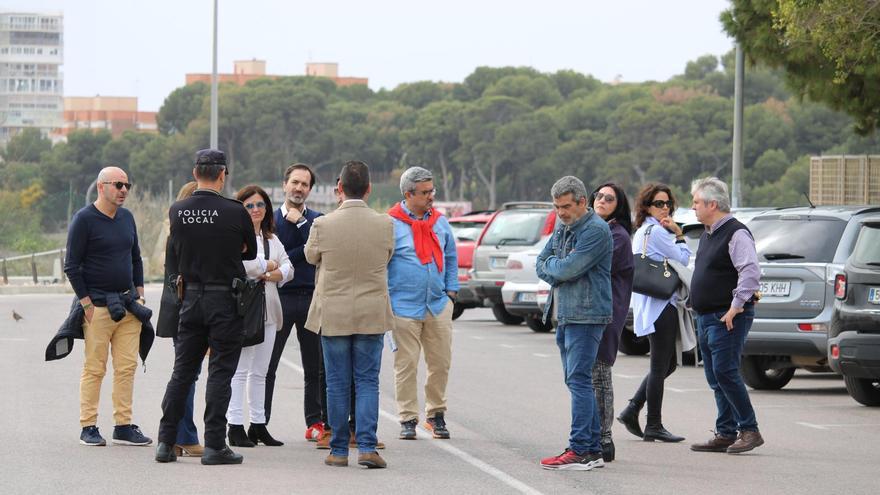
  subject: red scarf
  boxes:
[388,202,444,272]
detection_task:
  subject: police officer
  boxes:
[155,149,258,465]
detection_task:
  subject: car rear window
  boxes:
[480,210,549,246]
[749,216,847,263]
[851,225,880,265]
[450,221,486,242]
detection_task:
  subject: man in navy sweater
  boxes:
[64,166,152,448]
[267,163,326,440]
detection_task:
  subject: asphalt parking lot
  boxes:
[1,287,878,495]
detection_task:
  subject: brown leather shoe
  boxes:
[349,430,385,450]
[324,454,348,467]
[727,430,764,454]
[173,444,205,457]
[690,433,737,452]
[357,452,387,469]
[316,430,331,450]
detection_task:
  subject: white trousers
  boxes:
[226,321,277,425]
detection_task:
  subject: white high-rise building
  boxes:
[0,11,63,146]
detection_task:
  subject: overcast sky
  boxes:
[9,0,735,111]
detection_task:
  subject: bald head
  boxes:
[97,166,127,183]
[95,166,130,212]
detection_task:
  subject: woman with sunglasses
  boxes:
[588,183,634,462]
[227,185,294,447]
[617,183,690,443]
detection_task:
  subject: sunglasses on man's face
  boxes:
[593,192,616,203]
[649,200,674,209]
[102,181,132,190]
[244,201,266,210]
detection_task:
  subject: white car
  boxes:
[501,237,553,332]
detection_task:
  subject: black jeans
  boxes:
[631,303,678,426]
[265,291,326,427]
[158,290,244,450]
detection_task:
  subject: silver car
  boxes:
[501,238,552,332]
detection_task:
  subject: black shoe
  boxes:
[399,419,418,440]
[247,423,284,446]
[616,400,644,438]
[425,412,450,439]
[643,424,685,443]
[201,445,244,465]
[602,440,615,462]
[112,424,153,446]
[79,425,106,446]
[155,442,178,463]
[228,424,255,448]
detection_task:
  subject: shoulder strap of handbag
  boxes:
[640,224,654,258]
[263,236,270,260]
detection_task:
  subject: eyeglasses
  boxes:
[593,192,616,203]
[102,181,132,190]
[244,201,266,210]
[413,188,436,197]
[649,200,674,209]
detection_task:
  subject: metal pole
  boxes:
[31,254,38,284]
[731,43,745,208]
[210,0,219,150]
[1,258,7,285]
[84,180,96,207]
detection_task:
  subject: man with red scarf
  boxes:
[387,166,459,440]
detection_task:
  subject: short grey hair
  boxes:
[399,166,433,195]
[550,176,587,203]
[691,176,731,212]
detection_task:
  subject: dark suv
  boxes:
[828,218,880,406]
[741,206,880,390]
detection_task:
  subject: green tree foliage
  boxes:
[1,128,51,162]
[157,82,209,135]
[722,0,880,133]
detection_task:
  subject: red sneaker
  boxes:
[540,448,604,471]
[305,422,325,442]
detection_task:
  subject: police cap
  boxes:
[194,149,227,166]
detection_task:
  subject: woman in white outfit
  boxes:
[227,185,294,447]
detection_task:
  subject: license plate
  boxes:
[518,292,537,303]
[490,257,508,269]
[869,288,880,304]
[759,280,791,297]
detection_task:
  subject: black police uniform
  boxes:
[157,186,257,451]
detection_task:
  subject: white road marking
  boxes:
[666,387,706,393]
[470,336,486,340]
[280,356,548,495]
[797,422,880,430]
[500,344,525,349]
[613,373,640,379]
[796,422,829,430]
[532,353,553,358]
[0,337,27,342]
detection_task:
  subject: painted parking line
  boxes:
[613,373,640,379]
[666,387,707,393]
[797,422,880,430]
[279,356,547,495]
[500,344,526,349]
[532,353,553,358]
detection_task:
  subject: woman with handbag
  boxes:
[617,183,690,443]
[589,183,634,462]
[227,185,293,447]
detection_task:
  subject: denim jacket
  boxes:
[536,209,613,326]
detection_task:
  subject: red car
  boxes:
[447,211,494,319]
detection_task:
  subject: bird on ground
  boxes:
[12,310,23,322]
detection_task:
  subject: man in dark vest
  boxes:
[688,177,764,455]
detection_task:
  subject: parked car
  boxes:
[501,238,553,332]
[742,206,880,390]
[448,211,494,320]
[469,202,556,325]
[828,218,880,406]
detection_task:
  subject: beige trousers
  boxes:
[79,307,141,427]
[392,302,453,422]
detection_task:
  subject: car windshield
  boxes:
[450,221,486,242]
[480,210,548,246]
[749,216,847,263]
[852,225,880,265]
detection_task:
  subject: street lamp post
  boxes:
[210,0,218,150]
[731,43,744,208]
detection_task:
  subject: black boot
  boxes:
[616,400,644,438]
[228,424,255,448]
[602,440,615,462]
[643,423,685,443]
[248,423,284,446]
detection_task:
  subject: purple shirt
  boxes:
[708,214,760,309]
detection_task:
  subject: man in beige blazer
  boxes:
[305,160,394,469]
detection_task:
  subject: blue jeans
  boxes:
[556,323,603,454]
[321,333,384,456]
[696,306,758,437]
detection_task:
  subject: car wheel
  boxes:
[843,375,880,407]
[452,303,465,321]
[491,303,524,325]
[526,316,553,333]
[618,327,649,355]
[740,356,796,390]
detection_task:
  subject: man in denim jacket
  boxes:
[536,176,612,471]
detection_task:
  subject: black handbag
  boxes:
[632,225,681,299]
[237,237,269,347]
